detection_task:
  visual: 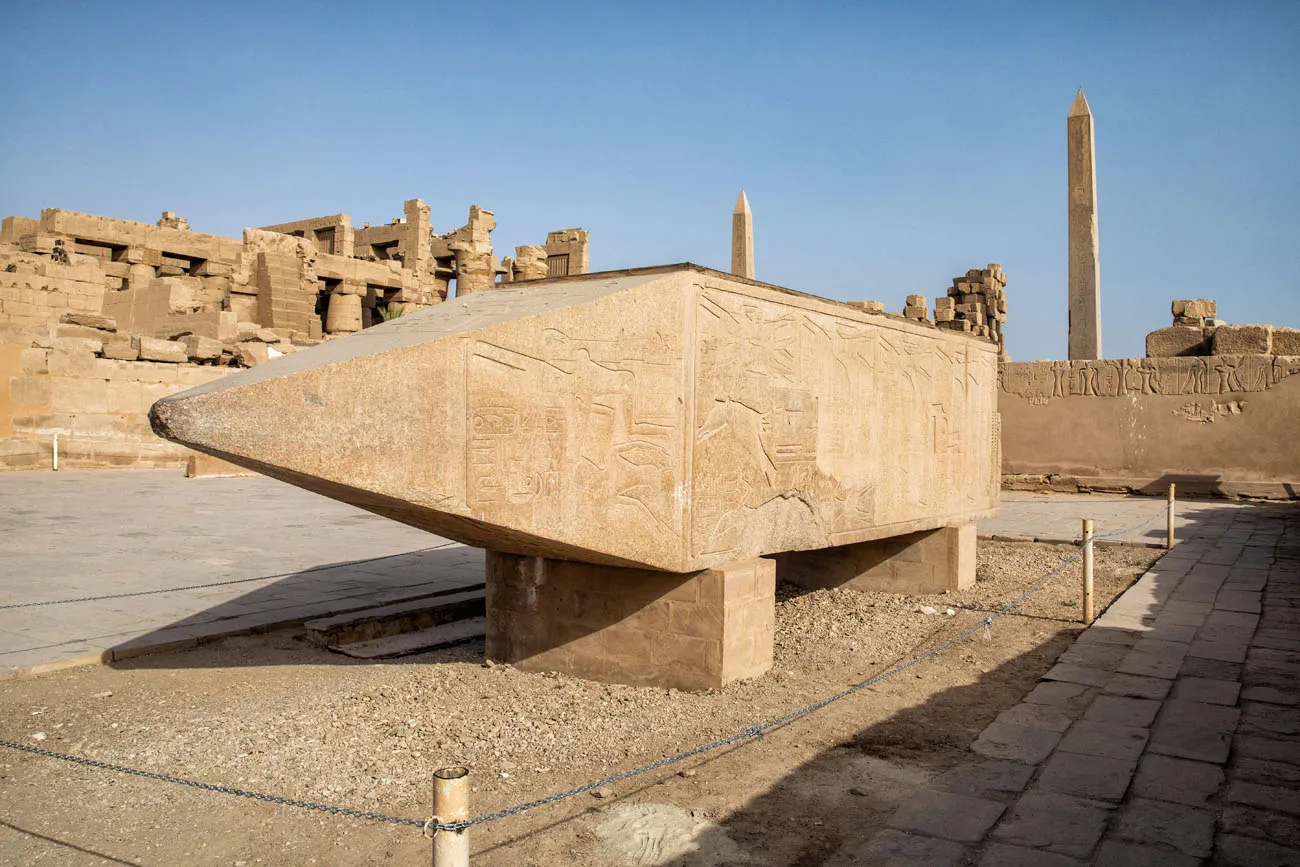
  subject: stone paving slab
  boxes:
[0,469,481,677]
[860,497,1300,864]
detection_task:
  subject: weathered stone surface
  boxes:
[100,340,139,361]
[486,552,773,689]
[1272,327,1300,356]
[1113,798,1214,857]
[133,336,187,363]
[1213,324,1272,355]
[836,829,967,867]
[991,791,1112,858]
[1036,751,1136,801]
[151,265,1000,572]
[1171,299,1216,320]
[847,300,885,314]
[180,335,222,362]
[325,292,361,333]
[971,721,1063,764]
[1145,326,1208,358]
[234,342,269,368]
[59,311,117,331]
[930,760,1035,797]
[887,789,1005,842]
[1132,754,1223,806]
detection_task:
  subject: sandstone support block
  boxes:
[485,551,775,689]
[325,292,361,333]
[1212,325,1271,356]
[774,524,976,594]
[1146,326,1209,358]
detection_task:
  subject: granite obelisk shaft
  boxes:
[731,190,754,279]
[1067,89,1101,360]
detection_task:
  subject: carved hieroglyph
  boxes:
[152,264,1000,572]
[1000,356,1300,405]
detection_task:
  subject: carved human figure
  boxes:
[1214,356,1240,393]
[1052,361,1069,398]
[1138,358,1161,394]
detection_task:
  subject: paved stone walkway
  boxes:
[0,470,482,677]
[850,500,1300,865]
[979,491,1252,547]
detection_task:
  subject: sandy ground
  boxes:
[0,541,1161,867]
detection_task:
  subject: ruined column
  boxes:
[448,206,497,296]
[324,291,361,333]
[1068,89,1101,360]
[512,245,549,282]
[731,190,754,279]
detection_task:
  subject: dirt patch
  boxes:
[0,541,1160,866]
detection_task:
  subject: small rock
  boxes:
[850,786,870,796]
[31,732,46,741]
[945,608,956,616]
[919,605,939,615]
[92,690,113,699]
[677,769,696,778]
[591,786,613,799]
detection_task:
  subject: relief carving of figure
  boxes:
[1214,356,1240,393]
[1138,358,1162,394]
[1051,361,1069,398]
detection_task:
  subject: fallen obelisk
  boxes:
[152,263,1000,688]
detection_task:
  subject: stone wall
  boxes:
[999,356,1300,498]
[0,338,232,470]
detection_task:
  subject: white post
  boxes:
[1082,518,1094,625]
[52,433,59,471]
[1167,483,1176,550]
[431,766,469,867]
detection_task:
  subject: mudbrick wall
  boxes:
[999,355,1300,499]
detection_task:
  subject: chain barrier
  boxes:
[0,504,1171,835]
[0,543,461,611]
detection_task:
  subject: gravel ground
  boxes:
[0,541,1161,866]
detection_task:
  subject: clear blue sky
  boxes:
[1,1,1295,361]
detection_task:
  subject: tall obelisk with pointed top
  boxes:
[1067,89,1101,360]
[731,190,754,279]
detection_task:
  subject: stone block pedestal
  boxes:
[774,524,976,594]
[485,551,775,690]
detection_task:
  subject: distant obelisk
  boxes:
[1067,89,1101,360]
[731,190,754,279]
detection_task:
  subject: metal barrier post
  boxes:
[432,766,470,867]
[1082,519,1094,625]
[1167,483,1176,549]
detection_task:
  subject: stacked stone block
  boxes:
[936,264,1008,360]
[1146,298,1300,358]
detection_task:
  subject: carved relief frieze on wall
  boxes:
[1000,356,1300,404]
[690,285,998,563]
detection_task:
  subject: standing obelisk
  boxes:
[731,190,754,279]
[1067,89,1101,360]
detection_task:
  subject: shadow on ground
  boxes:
[103,544,483,670]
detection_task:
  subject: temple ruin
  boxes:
[0,201,589,470]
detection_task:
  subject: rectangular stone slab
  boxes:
[151,264,999,572]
